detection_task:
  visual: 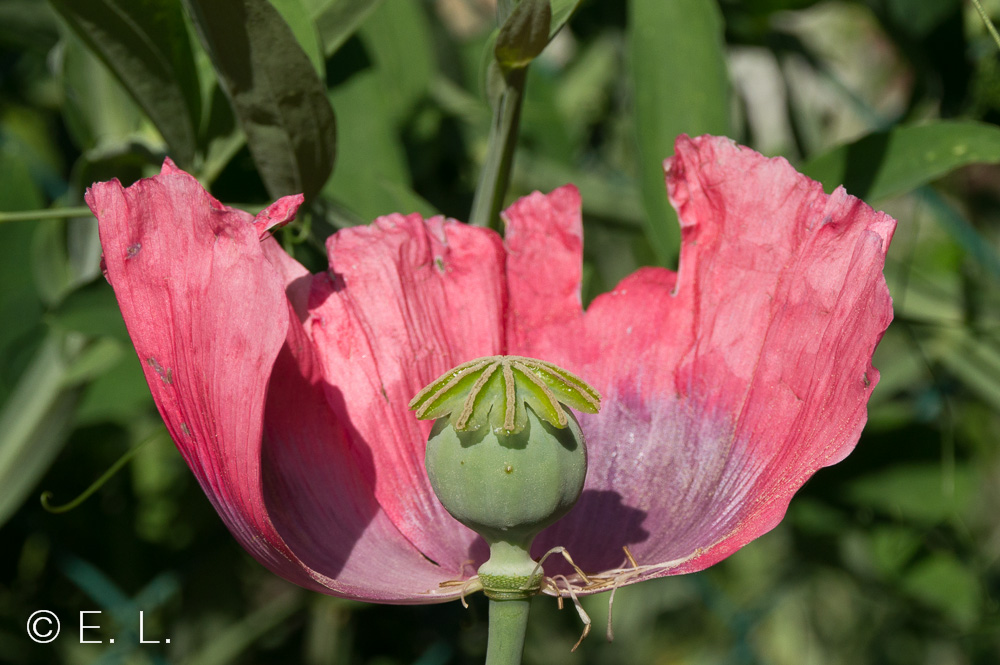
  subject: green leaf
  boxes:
[0,0,59,52]
[75,354,155,426]
[917,187,1000,281]
[30,214,102,308]
[313,0,384,57]
[629,0,730,266]
[868,525,921,577]
[931,328,1000,413]
[883,0,958,39]
[185,591,304,665]
[0,332,84,527]
[554,34,619,144]
[847,463,975,524]
[31,220,73,307]
[495,0,551,73]
[61,337,125,385]
[0,150,46,403]
[902,554,981,629]
[802,120,1000,201]
[47,0,201,166]
[185,0,337,201]
[322,70,410,220]
[358,0,434,127]
[57,34,146,153]
[270,0,326,78]
[549,0,584,39]
[51,282,131,341]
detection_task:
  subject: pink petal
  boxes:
[503,185,584,350]
[86,162,317,590]
[262,297,471,601]
[304,214,507,570]
[255,195,305,236]
[507,135,894,585]
[90,164,468,602]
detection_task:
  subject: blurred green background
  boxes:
[2,0,1000,663]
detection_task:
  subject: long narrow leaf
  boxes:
[0,332,83,526]
[802,120,1000,201]
[358,0,434,127]
[629,0,730,265]
[185,0,337,200]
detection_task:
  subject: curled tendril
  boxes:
[409,355,600,434]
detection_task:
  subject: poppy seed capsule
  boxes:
[410,356,599,599]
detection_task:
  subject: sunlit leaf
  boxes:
[802,120,1000,201]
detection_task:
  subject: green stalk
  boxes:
[0,207,93,224]
[469,67,527,229]
[972,0,1000,52]
[485,597,531,665]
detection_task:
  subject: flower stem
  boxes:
[972,0,1000,52]
[0,207,92,224]
[485,597,531,665]
[469,67,527,229]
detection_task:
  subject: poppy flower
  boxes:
[85,134,894,603]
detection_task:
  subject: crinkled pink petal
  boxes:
[86,163,317,589]
[255,195,305,235]
[262,292,470,601]
[508,135,895,586]
[503,185,584,349]
[89,163,468,602]
[302,215,507,570]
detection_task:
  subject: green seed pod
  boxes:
[410,356,600,599]
[424,405,586,549]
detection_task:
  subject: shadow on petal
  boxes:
[261,341,379,580]
[534,489,649,575]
